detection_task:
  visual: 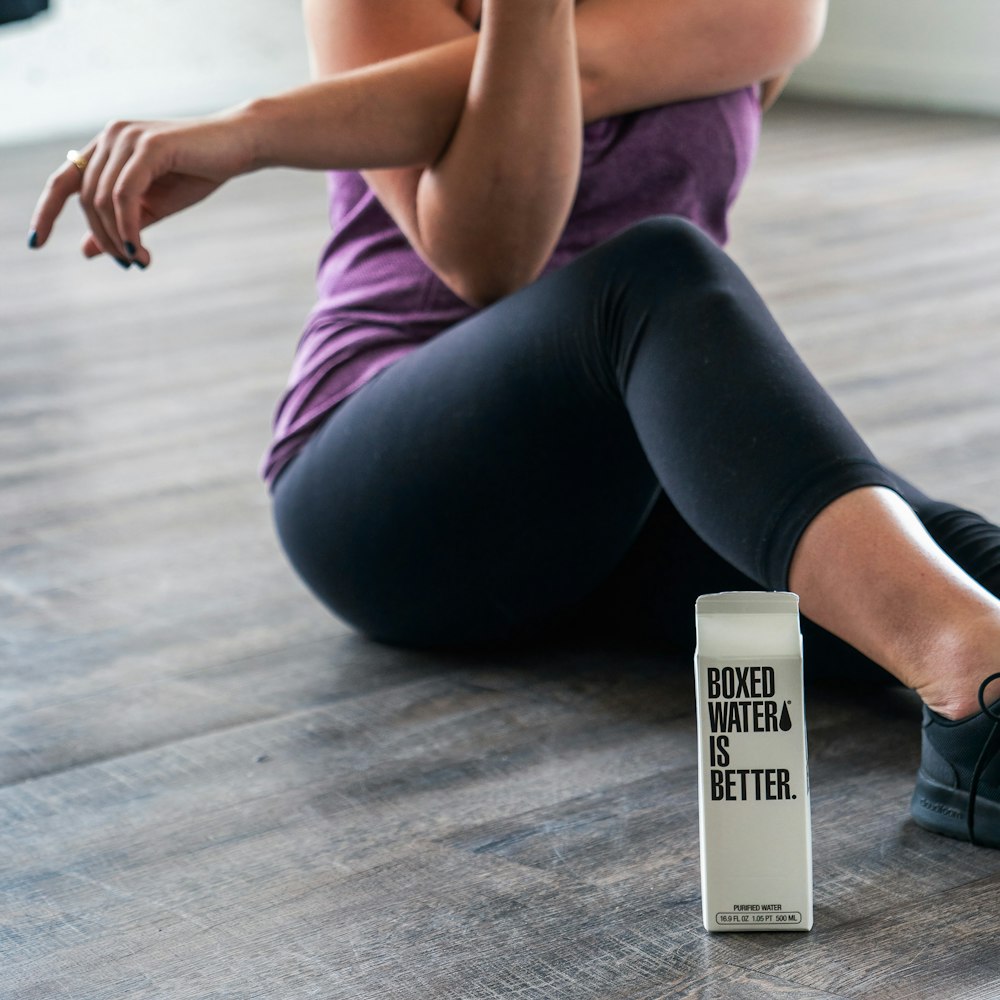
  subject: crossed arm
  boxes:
[29,0,826,305]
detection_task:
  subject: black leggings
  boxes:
[271,217,1000,669]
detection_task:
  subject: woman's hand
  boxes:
[28,107,258,268]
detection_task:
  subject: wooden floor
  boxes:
[3,100,1000,998]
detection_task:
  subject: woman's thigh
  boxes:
[271,242,667,646]
[273,215,986,657]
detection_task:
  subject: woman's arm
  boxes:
[575,0,827,120]
[297,0,581,306]
[30,0,826,286]
[285,0,826,304]
[414,0,581,305]
[249,0,827,167]
[28,34,481,268]
[418,0,583,305]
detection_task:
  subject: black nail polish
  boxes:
[134,260,147,270]
[27,230,38,249]
[114,256,132,269]
[124,241,137,257]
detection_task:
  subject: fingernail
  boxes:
[27,229,38,249]
[114,256,132,270]
[124,241,137,257]
[134,260,147,270]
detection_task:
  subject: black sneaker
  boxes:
[911,672,1000,847]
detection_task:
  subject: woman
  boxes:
[27,0,1000,848]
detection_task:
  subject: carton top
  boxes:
[696,592,800,615]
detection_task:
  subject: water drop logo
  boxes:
[779,701,792,732]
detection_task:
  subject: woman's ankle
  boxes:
[910,614,1000,720]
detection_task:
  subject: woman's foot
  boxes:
[790,488,1000,716]
[897,618,1000,847]
[786,486,1000,845]
[912,672,1000,847]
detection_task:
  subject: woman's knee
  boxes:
[596,215,727,288]
[580,216,753,391]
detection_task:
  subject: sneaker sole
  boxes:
[912,770,1000,848]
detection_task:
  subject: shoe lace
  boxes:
[967,672,1000,846]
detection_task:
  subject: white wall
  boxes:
[0,0,309,146]
[788,0,1000,116]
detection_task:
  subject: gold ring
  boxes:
[66,149,89,174]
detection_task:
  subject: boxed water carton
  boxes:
[694,591,813,932]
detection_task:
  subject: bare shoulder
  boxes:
[303,0,472,76]
[576,0,828,120]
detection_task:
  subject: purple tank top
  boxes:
[261,86,761,488]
